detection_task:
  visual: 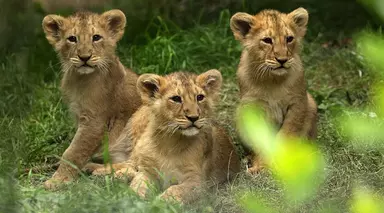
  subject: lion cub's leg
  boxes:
[44,119,105,190]
[91,117,129,163]
[107,117,127,148]
[82,162,105,173]
[113,166,137,181]
[247,95,317,175]
[276,98,308,140]
[247,151,266,175]
[279,93,317,141]
[160,176,201,203]
[91,161,137,178]
[130,172,156,198]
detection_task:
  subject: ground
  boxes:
[0,2,383,213]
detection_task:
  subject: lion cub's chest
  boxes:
[265,100,286,128]
[62,72,117,117]
[134,136,204,186]
[242,88,290,128]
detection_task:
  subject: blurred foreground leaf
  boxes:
[350,187,384,213]
[238,193,278,213]
[272,139,326,203]
[340,8,384,150]
[237,104,326,204]
[340,111,384,150]
[358,0,384,23]
[357,33,384,78]
[237,104,277,161]
[372,84,384,117]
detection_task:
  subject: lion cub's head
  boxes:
[137,70,222,137]
[230,8,309,77]
[42,10,126,75]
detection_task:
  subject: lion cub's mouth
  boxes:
[271,66,288,76]
[180,126,200,137]
[77,64,95,75]
[179,125,201,137]
[79,63,95,68]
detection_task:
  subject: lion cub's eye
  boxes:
[197,94,205,101]
[67,36,77,43]
[170,96,182,103]
[92,34,102,42]
[262,37,273,44]
[286,36,294,43]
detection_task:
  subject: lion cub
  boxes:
[42,10,141,189]
[230,8,317,174]
[94,70,241,203]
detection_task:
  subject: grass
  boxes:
[0,0,383,212]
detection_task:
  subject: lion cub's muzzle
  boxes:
[179,115,204,137]
[70,54,97,75]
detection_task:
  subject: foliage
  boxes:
[235,0,384,212]
[0,0,382,212]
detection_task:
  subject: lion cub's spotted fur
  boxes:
[93,70,241,203]
[42,10,141,189]
[230,8,317,174]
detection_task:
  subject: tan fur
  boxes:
[230,8,317,174]
[92,70,241,203]
[42,9,141,189]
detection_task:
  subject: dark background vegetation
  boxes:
[0,0,382,212]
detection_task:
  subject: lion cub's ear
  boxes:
[137,74,166,103]
[230,12,254,41]
[288,7,309,37]
[196,69,222,96]
[42,15,66,46]
[100,9,127,41]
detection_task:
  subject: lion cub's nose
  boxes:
[186,115,199,123]
[78,55,91,62]
[275,57,288,65]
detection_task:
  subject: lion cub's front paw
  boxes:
[44,175,72,190]
[92,167,113,176]
[114,168,136,181]
[159,190,183,203]
[246,165,264,175]
[246,158,265,175]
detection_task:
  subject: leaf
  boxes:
[237,104,326,204]
[372,83,384,117]
[236,104,277,161]
[238,193,278,213]
[358,0,384,21]
[272,139,326,203]
[357,33,384,77]
[350,187,384,213]
[340,114,384,150]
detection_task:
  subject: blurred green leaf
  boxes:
[340,113,384,150]
[350,187,384,213]
[372,84,384,117]
[357,33,384,77]
[236,104,277,161]
[238,193,278,213]
[316,201,343,213]
[272,139,326,203]
[237,105,326,204]
[358,0,384,20]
